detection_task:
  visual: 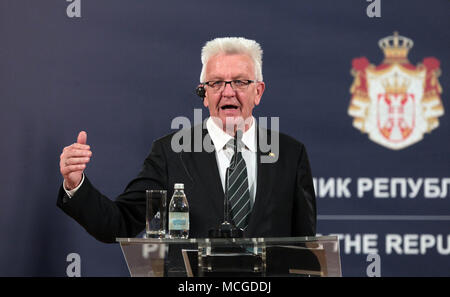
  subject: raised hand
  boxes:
[60,131,92,190]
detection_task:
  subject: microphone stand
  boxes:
[208,130,244,238]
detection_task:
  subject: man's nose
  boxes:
[222,82,236,96]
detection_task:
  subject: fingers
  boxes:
[60,164,86,175]
[64,157,91,166]
[60,133,92,179]
[63,149,92,159]
[63,143,90,151]
[60,149,91,172]
[77,131,87,145]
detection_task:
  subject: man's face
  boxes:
[203,53,265,132]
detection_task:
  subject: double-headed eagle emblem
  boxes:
[349,32,444,150]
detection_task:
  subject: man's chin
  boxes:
[212,114,252,133]
[219,108,242,118]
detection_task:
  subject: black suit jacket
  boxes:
[57,124,316,243]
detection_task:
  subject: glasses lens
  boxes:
[233,80,247,89]
[210,81,224,90]
[207,80,252,92]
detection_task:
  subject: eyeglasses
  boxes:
[202,80,255,92]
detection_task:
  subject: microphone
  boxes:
[230,129,242,170]
[195,85,206,98]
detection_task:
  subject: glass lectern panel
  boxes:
[117,236,341,277]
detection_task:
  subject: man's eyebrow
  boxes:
[232,75,250,80]
[206,76,222,81]
[206,74,250,81]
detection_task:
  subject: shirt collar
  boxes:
[206,116,257,153]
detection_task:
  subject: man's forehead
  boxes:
[205,53,254,79]
[207,53,253,65]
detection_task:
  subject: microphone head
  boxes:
[196,85,206,98]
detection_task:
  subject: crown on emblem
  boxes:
[378,31,414,64]
[382,73,410,94]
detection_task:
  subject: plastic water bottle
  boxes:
[168,183,189,239]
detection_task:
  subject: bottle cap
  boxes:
[174,183,184,190]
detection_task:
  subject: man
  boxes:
[58,37,316,243]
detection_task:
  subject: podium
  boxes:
[117,236,341,277]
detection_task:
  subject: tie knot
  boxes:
[226,138,245,152]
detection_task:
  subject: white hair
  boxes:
[200,37,263,83]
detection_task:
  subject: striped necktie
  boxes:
[226,139,251,230]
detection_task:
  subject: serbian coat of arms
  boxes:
[348,32,444,150]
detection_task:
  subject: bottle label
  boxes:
[169,212,189,230]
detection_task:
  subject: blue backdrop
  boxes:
[0,0,448,276]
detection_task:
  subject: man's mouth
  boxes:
[220,104,239,110]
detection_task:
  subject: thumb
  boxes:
[77,131,87,145]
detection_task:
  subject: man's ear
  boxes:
[254,82,265,106]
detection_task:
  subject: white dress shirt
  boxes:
[206,117,257,208]
[64,117,258,205]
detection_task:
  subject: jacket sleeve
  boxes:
[291,144,317,236]
[56,139,169,243]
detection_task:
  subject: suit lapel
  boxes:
[247,125,277,235]
[180,126,224,219]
